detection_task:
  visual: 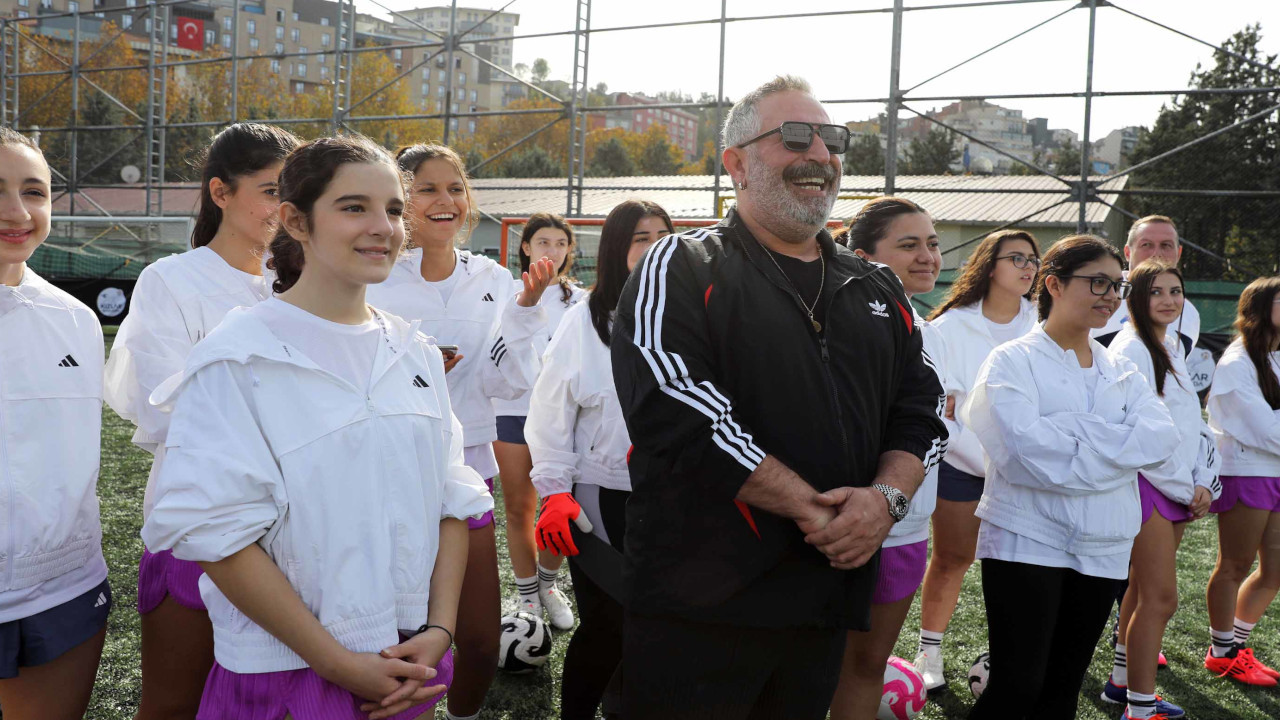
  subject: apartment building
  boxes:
[590,92,699,160]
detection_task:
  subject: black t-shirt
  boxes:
[766,248,827,331]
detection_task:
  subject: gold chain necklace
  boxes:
[763,246,825,333]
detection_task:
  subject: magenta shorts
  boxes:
[138,548,206,614]
[196,646,453,720]
[872,540,928,605]
[1211,475,1280,514]
[1139,473,1194,524]
[466,477,496,530]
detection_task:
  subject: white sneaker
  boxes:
[914,648,945,690]
[539,586,575,631]
[515,595,541,617]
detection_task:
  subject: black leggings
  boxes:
[969,559,1123,720]
[560,486,628,720]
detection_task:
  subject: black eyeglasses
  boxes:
[996,253,1040,269]
[1058,275,1133,299]
[736,122,851,154]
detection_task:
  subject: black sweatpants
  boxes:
[622,611,846,720]
[969,558,1123,720]
[561,486,628,720]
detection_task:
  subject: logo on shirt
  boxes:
[412,374,430,388]
[868,300,890,318]
[481,293,494,302]
[92,591,107,608]
[58,354,80,367]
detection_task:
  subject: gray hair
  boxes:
[721,75,814,149]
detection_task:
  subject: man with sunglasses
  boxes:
[611,75,947,720]
[1093,215,1200,356]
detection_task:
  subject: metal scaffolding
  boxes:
[2,0,1278,270]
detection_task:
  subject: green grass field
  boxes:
[76,331,1280,719]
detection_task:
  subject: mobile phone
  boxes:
[438,345,459,359]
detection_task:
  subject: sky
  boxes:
[371,0,1280,139]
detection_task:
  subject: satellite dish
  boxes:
[121,165,141,183]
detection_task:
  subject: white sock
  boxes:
[1126,690,1157,719]
[919,628,944,655]
[537,563,560,593]
[1211,628,1236,658]
[1235,618,1257,646]
[1111,643,1128,687]
[515,574,538,604]
[445,712,480,720]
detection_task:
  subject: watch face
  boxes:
[893,494,910,519]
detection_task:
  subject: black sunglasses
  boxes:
[736,121,850,154]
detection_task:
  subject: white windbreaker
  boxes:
[886,314,952,548]
[962,324,1179,558]
[492,280,586,418]
[366,248,544,448]
[1111,326,1222,503]
[1208,340,1280,477]
[0,269,106,614]
[931,298,1038,476]
[104,246,269,517]
[141,304,492,673]
[526,299,631,498]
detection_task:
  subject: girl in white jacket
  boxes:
[143,134,491,720]
[493,212,587,631]
[1108,261,1221,719]
[964,234,1178,720]
[364,144,554,720]
[914,229,1041,688]
[1204,275,1280,686]
[528,199,671,720]
[0,128,109,720]
[103,122,300,719]
[828,197,950,720]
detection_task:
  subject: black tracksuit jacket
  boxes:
[610,209,948,631]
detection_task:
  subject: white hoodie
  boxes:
[1208,340,1280,478]
[142,304,492,673]
[1111,326,1222,503]
[492,279,586,418]
[0,268,106,622]
[104,246,269,517]
[526,299,631,498]
[931,298,1038,476]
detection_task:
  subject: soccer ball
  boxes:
[878,655,927,720]
[498,611,552,673]
[968,651,991,698]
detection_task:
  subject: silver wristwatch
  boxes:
[873,483,910,523]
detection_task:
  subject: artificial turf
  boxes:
[70,331,1280,718]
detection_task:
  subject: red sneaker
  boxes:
[1205,647,1279,686]
[1238,647,1280,679]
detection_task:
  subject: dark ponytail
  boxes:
[267,134,406,294]
[192,123,301,249]
[845,196,927,254]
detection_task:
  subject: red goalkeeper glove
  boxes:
[536,493,594,556]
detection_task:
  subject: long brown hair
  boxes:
[590,200,674,347]
[519,212,577,305]
[928,229,1040,320]
[1126,260,1183,396]
[1235,276,1280,410]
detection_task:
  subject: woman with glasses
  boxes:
[963,235,1178,720]
[1203,276,1280,687]
[913,230,1041,689]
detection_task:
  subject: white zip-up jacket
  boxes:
[886,314,951,547]
[1111,326,1222,503]
[962,325,1179,557]
[0,269,105,597]
[104,246,269,517]
[493,280,586,418]
[527,299,631,498]
[931,298,1038,476]
[366,248,544,448]
[1208,340,1280,477]
[141,304,493,673]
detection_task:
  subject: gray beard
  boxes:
[745,161,837,243]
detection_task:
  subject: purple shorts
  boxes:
[196,646,453,720]
[1211,475,1280,514]
[1139,473,1193,524]
[467,477,496,530]
[138,548,206,614]
[872,540,928,605]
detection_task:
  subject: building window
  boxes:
[68,0,78,12]
[291,12,298,21]
[421,67,429,79]
[205,29,214,45]
[297,63,306,77]
[320,16,329,26]
[16,10,27,17]
[291,28,299,42]
[223,16,231,30]
[470,89,477,102]
[274,41,283,53]
[246,18,256,34]
[322,33,331,47]
[274,8,282,21]
[170,22,177,40]
[222,35,231,49]
[275,25,283,39]
[449,118,458,131]
[16,0,26,7]
[468,120,476,134]
[438,69,445,81]
[437,85,446,97]
[295,82,304,93]
[38,0,49,8]
[454,87,464,100]
[270,59,280,73]
[393,48,402,60]
[248,37,258,50]
[421,83,428,96]
[319,65,328,79]
[450,102,458,113]
[458,72,466,85]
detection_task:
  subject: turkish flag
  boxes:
[175,16,204,51]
